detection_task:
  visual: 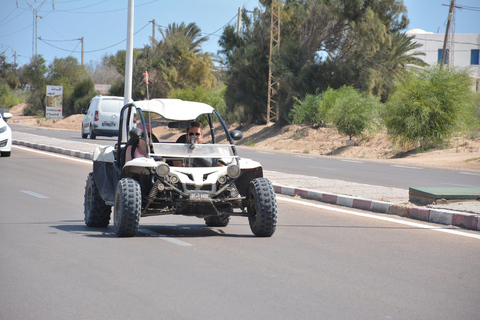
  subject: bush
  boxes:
[167,86,227,121]
[327,86,381,140]
[0,84,23,109]
[384,66,480,149]
[290,93,324,127]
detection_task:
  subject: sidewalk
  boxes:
[12,131,480,231]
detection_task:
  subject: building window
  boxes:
[471,49,480,65]
[438,49,449,64]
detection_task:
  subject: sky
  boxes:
[1,0,479,68]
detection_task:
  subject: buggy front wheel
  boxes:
[114,178,141,237]
[247,178,277,237]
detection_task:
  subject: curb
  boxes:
[274,185,480,232]
[13,139,480,232]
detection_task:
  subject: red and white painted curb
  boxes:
[273,184,480,231]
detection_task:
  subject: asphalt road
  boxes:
[11,124,480,190]
[1,147,479,319]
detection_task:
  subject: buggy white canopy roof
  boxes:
[133,99,214,121]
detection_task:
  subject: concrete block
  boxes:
[353,198,372,211]
[429,209,453,226]
[337,195,354,207]
[409,207,430,222]
[370,201,391,214]
[452,213,479,230]
[322,193,337,204]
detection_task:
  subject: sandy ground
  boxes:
[9,103,480,172]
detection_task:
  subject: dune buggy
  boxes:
[83,99,277,237]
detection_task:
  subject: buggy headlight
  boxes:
[218,175,227,185]
[0,125,6,134]
[226,164,240,178]
[169,174,179,183]
[155,163,170,176]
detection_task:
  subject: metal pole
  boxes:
[237,8,241,36]
[152,19,155,48]
[124,0,134,105]
[81,37,84,66]
[440,0,454,69]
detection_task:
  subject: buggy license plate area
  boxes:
[189,192,211,202]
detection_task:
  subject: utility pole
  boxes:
[24,0,54,59]
[152,19,156,48]
[237,8,242,36]
[266,0,281,124]
[81,37,84,65]
[440,0,455,69]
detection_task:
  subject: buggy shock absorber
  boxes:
[143,182,160,213]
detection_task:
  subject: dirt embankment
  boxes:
[9,103,480,171]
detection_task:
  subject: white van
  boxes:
[81,96,124,139]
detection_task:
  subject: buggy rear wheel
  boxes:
[84,172,111,227]
[204,214,230,227]
[114,178,141,237]
[247,177,277,237]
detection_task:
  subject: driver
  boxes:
[173,122,224,167]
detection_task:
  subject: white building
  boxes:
[406,28,480,92]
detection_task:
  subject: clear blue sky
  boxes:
[1,0,479,68]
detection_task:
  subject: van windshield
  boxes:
[100,99,123,113]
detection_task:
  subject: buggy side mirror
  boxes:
[230,130,243,141]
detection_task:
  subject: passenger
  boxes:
[124,128,148,163]
[138,124,159,143]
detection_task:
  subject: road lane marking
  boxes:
[308,166,337,171]
[13,146,91,164]
[391,165,423,169]
[138,228,193,246]
[341,159,364,163]
[460,172,480,176]
[257,151,275,155]
[21,190,49,199]
[277,196,480,240]
[295,155,315,159]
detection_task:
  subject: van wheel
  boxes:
[89,125,96,139]
[81,125,88,139]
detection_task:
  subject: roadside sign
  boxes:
[46,85,63,119]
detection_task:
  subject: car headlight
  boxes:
[0,125,7,134]
[226,164,240,178]
[155,163,170,176]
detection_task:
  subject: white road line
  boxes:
[13,146,92,164]
[295,155,315,159]
[277,196,480,240]
[21,190,49,199]
[257,151,275,155]
[391,165,423,169]
[460,172,480,176]
[138,228,193,246]
[341,159,364,163]
[308,166,337,171]
[441,182,480,188]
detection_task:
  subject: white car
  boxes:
[0,112,12,157]
[81,95,124,139]
[83,99,278,237]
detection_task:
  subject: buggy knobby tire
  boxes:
[84,172,111,227]
[247,177,277,237]
[114,178,141,237]
[204,214,230,227]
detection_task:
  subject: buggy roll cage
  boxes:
[114,101,239,166]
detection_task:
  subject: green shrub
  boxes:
[290,93,324,127]
[326,86,381,140]
[384,66,480,149]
